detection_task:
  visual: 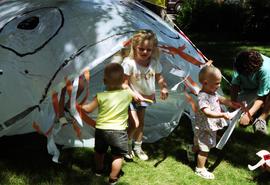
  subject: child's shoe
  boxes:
[252,118,268,135]
[186,144,195,162]
[133,141,149,160]
[195,167,215,179]
[134,148,149,161]
[124,140,134,160]
[95,168,105,177]
[108,178,118,185]
[124,150,135,160]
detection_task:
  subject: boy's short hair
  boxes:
[198,65,221,83]
[234,51,263,75]
[104,63,124,87]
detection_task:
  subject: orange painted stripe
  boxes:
[52,91,60,119]
[184,92,198,112]
[65,78,73,109]
[186,76,200,90]
[65,78,73,97]
[160,45,204,67]
[79,70,90,105]
[59,87,66,118]
[123,39,132,47]
[64,73,96,129]
[76,104,96,127]
[32,122,43,135]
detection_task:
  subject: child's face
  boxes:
[134,39,153,62]
[203,73,222,94]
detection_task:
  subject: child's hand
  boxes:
[231,101,244,109]
[160,87,168,100]
[222,112,232,120]
[133,93,145,102]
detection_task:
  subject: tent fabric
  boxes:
[0,0,208,157]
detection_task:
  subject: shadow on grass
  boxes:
[145,115,194,170]
[0,133,108,185]
[143,115,270,184]
[0,115,270,184]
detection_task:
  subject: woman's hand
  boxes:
[239,113,251,125]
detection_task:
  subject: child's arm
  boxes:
[201,107,231,120]
[155,73,168,100]
[219,96,243,109]
[122,74,130,90]
[81,97,98,113]
[123,74,151,102]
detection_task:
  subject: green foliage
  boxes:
[175,0,270,41]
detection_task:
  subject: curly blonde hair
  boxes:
[129,29,160,61]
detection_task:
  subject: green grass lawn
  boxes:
[0,42,270,185]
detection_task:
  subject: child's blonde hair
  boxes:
[104,63,124,88]
[129,29,160,60]
[198,65,221,84]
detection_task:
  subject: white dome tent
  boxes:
[0,0,221,161]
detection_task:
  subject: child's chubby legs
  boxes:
[197,150,208,169]
[110,155,124,182]
[127,103,148,160]
[133,108,149,160]
[94,129,128,179]
[195,150,214,180]
[108,130,128,182]
[125,108,139,159]
[193,129,216,179]
[133,108,145,142]
[127,109,139,140]
[94,129,109,173]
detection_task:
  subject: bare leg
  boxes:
[259,94,270,120]
[109,156,123,180]
[133,108,145,142]
[133,109,149,160]
[197,151,208,168]
[195,151,214,179]
[127,110,139,140]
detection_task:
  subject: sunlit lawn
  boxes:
[0,42,270,185]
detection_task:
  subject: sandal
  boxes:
[195,167,215,179]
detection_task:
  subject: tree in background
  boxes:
[175,0,270,41]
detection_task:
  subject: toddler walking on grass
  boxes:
[82,63,145,184]
[187,65,241,179]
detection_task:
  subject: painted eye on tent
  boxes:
[17,16,39,30]
[0,7,64,57]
